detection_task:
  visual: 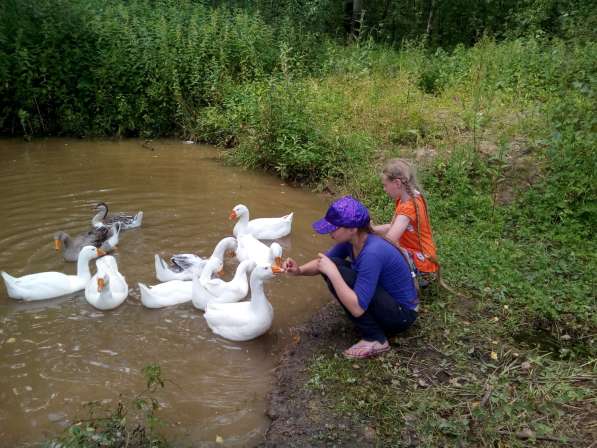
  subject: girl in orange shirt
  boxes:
[373,159,439,281]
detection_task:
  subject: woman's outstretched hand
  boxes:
[282,257,301,275]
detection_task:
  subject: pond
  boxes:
[0,139,332,446]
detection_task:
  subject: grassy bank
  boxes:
[2,1,595,445]
[195,37,596,341]
[214,39,596,445]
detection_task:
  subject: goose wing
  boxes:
[171,254,205,271]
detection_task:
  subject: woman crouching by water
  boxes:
[283,196,418,359]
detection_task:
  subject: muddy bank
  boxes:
[264,301,377,447]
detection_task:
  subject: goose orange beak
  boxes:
[229,211,237,220]
[225,250,236,257]
[274,256,283,267]
[96,248,106,257]
[54,239,61,251]
[97,277,105,291]
[216,267,225,277]
[272,265,284,274]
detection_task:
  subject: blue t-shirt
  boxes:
[326,234,418,311]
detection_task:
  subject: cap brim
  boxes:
[312,218,338,234]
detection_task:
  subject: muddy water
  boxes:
[0,139,333,446]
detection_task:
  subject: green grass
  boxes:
[306,290,596,446]
[43,364,169,448]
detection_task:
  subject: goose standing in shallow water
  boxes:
[230,204,293,240]
[154,236,237,282]
[91,202,143,230]
[204,263,283,341]
[1,246,104,301]
[55,222,121,262]
[85,255,128,310]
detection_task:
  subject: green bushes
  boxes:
[0,0,324,137]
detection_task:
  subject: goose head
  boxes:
[79,245,105,261]
[97,273,110,292]
[53,231,70,251]
[270,242,283,267]
[229,204,249,221]
[95,202,109,218]
[251,262,283,282]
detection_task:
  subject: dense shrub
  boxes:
[0,0,326,136]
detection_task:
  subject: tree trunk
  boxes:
[352,0,363,38]
[426,0,435,38]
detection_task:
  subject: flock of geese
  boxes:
[1,203,294,341]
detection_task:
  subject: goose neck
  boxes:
[212,238,236,259]
[232,262,250,282]
[91,211,104,227]
[200,259,219,282]
[249,275,267,309]
[76,256,93,280]
[235,212,250,233]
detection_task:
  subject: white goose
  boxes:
[84,255,128,310]
[202,259,256,301]
[154,236,237,282]
[140,257,223,309]
[236,234,283,266]
[230,204,293,240]
[204,263,283,341]
[1,246,104,301]
[190,256,227,311]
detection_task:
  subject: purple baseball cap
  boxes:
[312,195,371,234]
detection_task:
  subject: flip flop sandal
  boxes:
[343,341,390,359]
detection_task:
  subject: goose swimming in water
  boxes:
[154,236,237,282]
[204,263,283,341]
[230,204,293,240]
[2,246,105,301]
[54,222,121,262]
[91,202,143,230]
[85,255,128,310]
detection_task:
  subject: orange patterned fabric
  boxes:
[394,195,438,273]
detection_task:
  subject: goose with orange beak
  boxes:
[203,263,282,341]
[85,255,128,310]
[2,246,104,301]
[235,234,283,268]
[54,223,119,262]
[230,204,293,240]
